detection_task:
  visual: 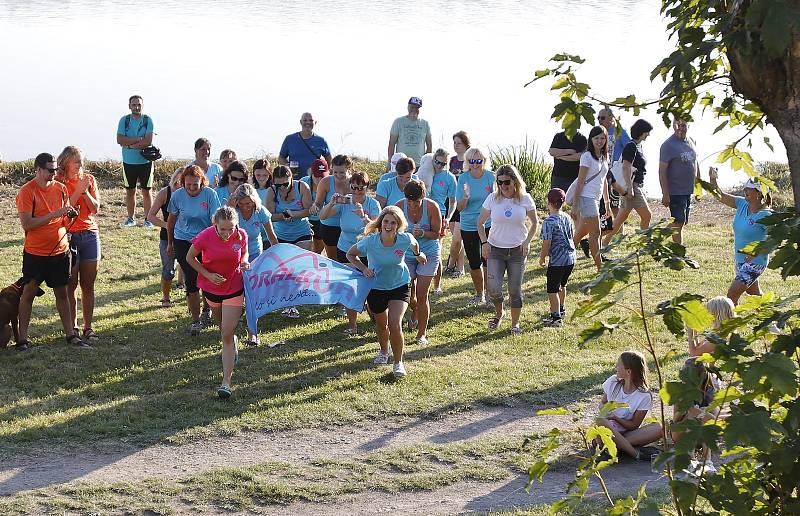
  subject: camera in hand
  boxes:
[335,194,353,205]
[66,208,79,219]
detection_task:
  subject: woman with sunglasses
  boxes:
[265,165,313,318]
[477,165,538,335]
[215,161,250,206]
[427,148,456,295]
[147,167,186,308]
[456,147,495,307]
[310,154,352,260]
[167,165,222,336]
[445,131,470,278]
[320,170,380,334]
[347,206,426,378]
[252,158,273,205]
[55,146,101,345]
[571,126,610,271]
[188,138,224,187]
[397,179,442,344]
[186,206,249,399]
[376,157,416,208]
[302,159,330,254]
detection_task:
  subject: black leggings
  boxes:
[461,228,489,271]
[173,239,200,294]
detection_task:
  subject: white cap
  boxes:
[743,178,763,193]
[390,152,407,172]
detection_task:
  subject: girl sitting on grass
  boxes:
[687,295,735,357]
[594,350,663,460]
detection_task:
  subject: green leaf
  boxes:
[599,401,629,418]
[537,408,569,416]
[578,319,620,345]
[550,75,570,91]
[527,460,549,483]
[676,299,714,331]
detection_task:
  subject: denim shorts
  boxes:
[159,239,176,280]
[669,195,691,224]
[69,230,101,263]
[734,261,765,287]
[405,253,440,279]
[577,196,600,218]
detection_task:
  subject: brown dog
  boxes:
[0,277,45,348]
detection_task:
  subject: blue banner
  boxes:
[243,244,375,334]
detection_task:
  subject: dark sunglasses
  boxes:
[468,159,484,165]
[44,167,58,173]
[433,159,447,167]
[350,184,366,191]
[274,182,290,188]
[597,115,607,121]
[229,176,245,182]
[497,179,513,186]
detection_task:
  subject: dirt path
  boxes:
[0,405,663,513]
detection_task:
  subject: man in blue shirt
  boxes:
[278,112,332,179]
[116,95,155,228]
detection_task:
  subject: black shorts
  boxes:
[310,219,322,239]
[173,239,200,294]
[123,162,154,190]
[367,284,410,314]
[204,289,244,304]
[277,234,312,245]
[22,251,71,289]
[461,228,489,271]
[599,198,613,232]
[319,223,341,247]
[336,248,368,266]
[546,264,574,294]
[451,209,460,223]
[550,175,576,193]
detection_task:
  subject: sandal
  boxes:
[160,298,173,308]
[217,385,232,399]
[83,328,100,343]
[66,334,89,348]
[487,316,503,331]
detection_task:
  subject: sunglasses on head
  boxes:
[350,184,366,191]
[468,159,484,165]
[433,159,447,167]
[497,179,513,186]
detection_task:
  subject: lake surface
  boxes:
[0,0,785,191]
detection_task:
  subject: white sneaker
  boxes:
[416,336,429,345]
[393,361,407,377]
[373,352,389,365]
[432,287,443,296]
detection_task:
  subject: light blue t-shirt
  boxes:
[117,114,153,165]
[300,176,321,222]
[167,187,221,242]
[336,196,381,252]
[186,160,224,188]
[377,177,410,207]
[238,205,272,260]
[541,212,576,266]
[321,176,341,227]
[356,232,417,291]
[456,170,495,231]
[272,181,312,242]
[609,127,632,163]
[428,170,457,216]
[257,187,270,207]
[214,185,235,206]
[732,196,771,266]
[401,199,440,257]
[278,132,330,179]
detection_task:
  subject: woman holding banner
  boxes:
[347,206,426,378]
[186,206,249,399]
[319,170,380,335]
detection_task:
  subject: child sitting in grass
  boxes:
[594,350,663,460]
[687,295,735,357]
[539,188,576,327]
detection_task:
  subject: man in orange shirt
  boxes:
[15,153,85,350]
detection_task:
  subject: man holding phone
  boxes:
[15,153,84,350]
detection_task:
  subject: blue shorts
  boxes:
[577,196,600,218]
[734,261,765,287]
[69,230,101,263]
[405,254,440,279]
[669,195,691,224]
[159,239,176,280]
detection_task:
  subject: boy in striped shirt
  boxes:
[539,188,577,327]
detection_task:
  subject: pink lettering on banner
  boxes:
[248,250,335,294]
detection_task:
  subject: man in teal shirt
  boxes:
[387,97,432,170]
[116,95,155,228]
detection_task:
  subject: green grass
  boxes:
[490,140,552,208]
[0,174,798,452]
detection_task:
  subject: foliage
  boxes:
[528,217,800,514]
[526,0,800,210]
[490,140,552,208]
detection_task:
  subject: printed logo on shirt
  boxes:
[200,201,208,209]
[504,209,513,218]
[394,249,404,257]
[437,180,444,187]
[484,185,492,193]
[232,243,242,252]
[680,150,696,163]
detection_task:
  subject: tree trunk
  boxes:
[726,0,800,211]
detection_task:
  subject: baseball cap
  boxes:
[408,97,422,107]
[547,188,566,205]
[743,178,763,193]
[311,158,329,177]
[390,152,407,173]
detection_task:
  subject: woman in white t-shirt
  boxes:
[594,350,663,460]
[572,126,610,270]
[477,165,538,335]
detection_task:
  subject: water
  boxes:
[0,0,785,191]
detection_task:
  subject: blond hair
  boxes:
[56,145,84,181]
[212,205,239,225]
[363,206,408,236]
[232,183,263,210]
[494,164,528,202]
[707,296,734,328]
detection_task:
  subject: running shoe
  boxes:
[450,270,465,279]
[121,216,136,228]
[282,306,300,318]
[543,316,564,328]
[466,294,485,307]
[142,219,155,230]
[511,325,523,336]
[415,336,429,345]
[190,321,202,336]
[201,308,213,325]
[373,351,389,365]
[432,287,444,296]
[217,384,232,399]
[393,361,407,378]
[484,298,494,310]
